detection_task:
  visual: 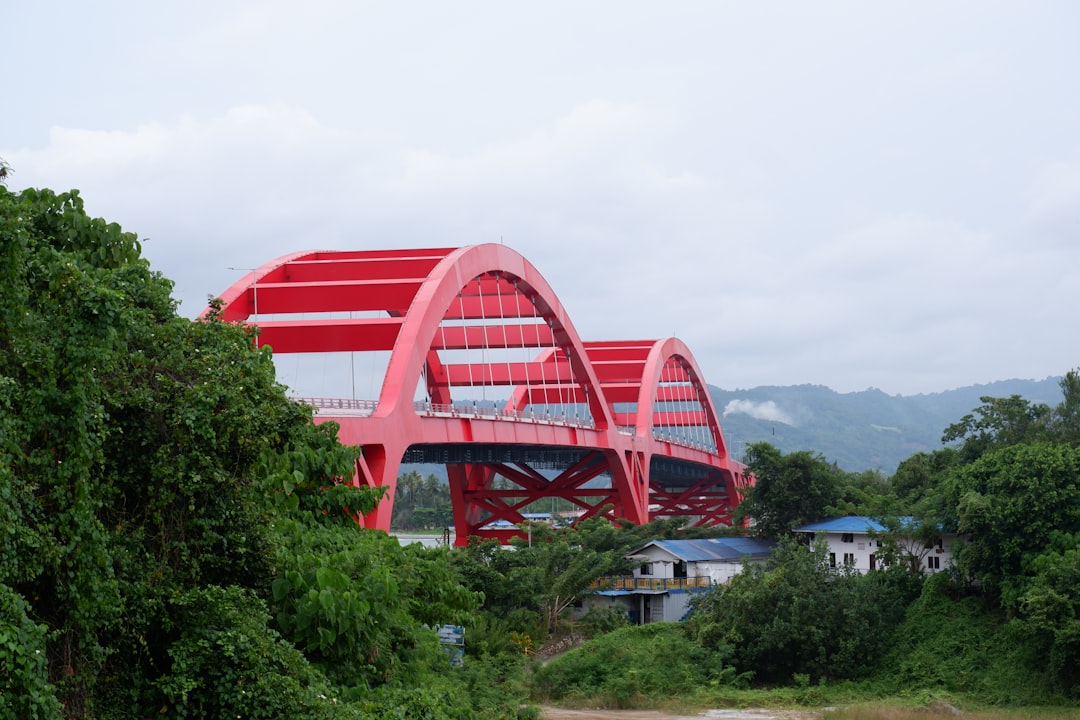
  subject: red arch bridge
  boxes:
[205,244,751,545]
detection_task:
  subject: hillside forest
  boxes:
[2,184,1078,718]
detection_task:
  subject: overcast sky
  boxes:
[4,1,1078,397]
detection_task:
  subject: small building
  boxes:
[588,537,775,624]
[794,515,956,574]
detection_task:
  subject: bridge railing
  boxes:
[293,397,598,429]
[587,575,713,592]
[295,398,717,452]
[299,397,380,414]
[414,401,597,429]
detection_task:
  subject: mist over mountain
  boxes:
[712,377,1066,475]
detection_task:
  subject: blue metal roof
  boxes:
[637,537,776,563]
[795,516,914,533]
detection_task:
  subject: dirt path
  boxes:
[541,707,820,720]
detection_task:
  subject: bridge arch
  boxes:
[204,244,748,542]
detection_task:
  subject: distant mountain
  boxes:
[711,377,1066,475]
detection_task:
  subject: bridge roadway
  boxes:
[301,395,745,545]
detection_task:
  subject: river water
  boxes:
[394,532,454,548]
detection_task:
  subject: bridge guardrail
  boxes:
[412,401,596,429]
[294,397,718,451]
[293,397,598,429]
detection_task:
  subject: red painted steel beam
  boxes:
[280,256,444,283]
[257,317,404,353]
[650,412,709,427]
[611,411,709,428]
[304,247,457,261]
[588,359,648,380]
[443,361,578,387]
[460,275,529,297]
[250,279,423,315]
[655,386,699,402]
[440,294,544,320]
[594,383,642,404]
[523,386,588,405]
[430,323,554,350]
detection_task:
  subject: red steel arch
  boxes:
[203,244,750,542]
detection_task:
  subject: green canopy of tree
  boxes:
[732,443,843,536]
[0,186,523,719]
[686,536,919,683]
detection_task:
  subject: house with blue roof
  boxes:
[587,537,776,624]
[794,515,956,574]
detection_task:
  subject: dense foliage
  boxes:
[692,374,1080,701]
[0,187,529,719]
[530,623,740,708]
[686,538,919,683]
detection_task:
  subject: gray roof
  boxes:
[629,537,776,563]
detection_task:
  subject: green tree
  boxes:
[948,442,1080,604]
[686,536,918,683]
[0,186,527,719]
[942,394,1053,462]
[830,468,898,517]
[890,447,961,506]
[0,186,340,714]
[733,443,841,537]
[1051,369,1080,446]
[1017,546,1080,696]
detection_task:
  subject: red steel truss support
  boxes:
[203,244,751,543]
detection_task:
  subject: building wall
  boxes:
[815,530,955,574]
[695,560,748,584]
[633,547,682,580]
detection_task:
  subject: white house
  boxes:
[794,516,956,574]
[587,537,775,624]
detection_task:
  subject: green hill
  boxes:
[711,377,1066,475]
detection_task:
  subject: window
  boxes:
[841,533,854,543]
[843,553,855,566]
[869,554,877,571]
[926,556,940,571]
[640,563,652,576]
[829,553,836,567]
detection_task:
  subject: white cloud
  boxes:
[723,400,796,426]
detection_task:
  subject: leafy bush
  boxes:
[530,623,740,707]
[874,574,1059,705]
[157,585,356,720]
[577,605,628,638]
[687,537,919,683]
[0,584,62,720]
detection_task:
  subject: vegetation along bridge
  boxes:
[204,244,752,544]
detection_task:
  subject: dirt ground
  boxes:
[541,707,820,720]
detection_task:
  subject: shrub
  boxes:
[0,584,62,720]
[530,623,739,707]
[156,586,352,720]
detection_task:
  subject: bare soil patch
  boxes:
[541,707,820,720]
